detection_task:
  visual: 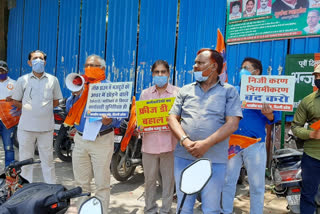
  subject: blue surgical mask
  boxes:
[193,64,214,82]
[0,73,8,80]
[32,59,45,74]
[194,71,209,82]
[239,68,251,82]
[153,76,168,87]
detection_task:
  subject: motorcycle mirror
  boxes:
[78,196,103,214]
[180,158,212,195]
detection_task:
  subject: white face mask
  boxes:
[193,64,213,82]
[32,59,45,74]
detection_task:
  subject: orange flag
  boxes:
[216,29,228,83]
[228,134,261,159]
[0,100,21,129]
[121,96,137,152]
[310,120,320,130]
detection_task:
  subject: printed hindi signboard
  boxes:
[240,75,295,111]
[285,53,320,112]
[136,97,175,133]
[226,0,320,44]
[85,82,132,118]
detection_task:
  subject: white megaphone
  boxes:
[66,73,85,92]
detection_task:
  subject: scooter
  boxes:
[271,147,303,214]
[111,119,142,181]
[0,158,39,204]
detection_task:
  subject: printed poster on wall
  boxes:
[226,0,320,44]
[240,75,295,111]
[85,82,132,118]
[136,97,175,133]
[285,53,320,112]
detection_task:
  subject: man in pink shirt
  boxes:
[139,60,179,214]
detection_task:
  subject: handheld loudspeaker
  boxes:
[66,73,85,92]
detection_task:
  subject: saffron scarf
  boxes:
[64,67,106,126]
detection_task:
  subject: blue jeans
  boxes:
[222,142,266,214]
[300,153,320,214]
[174,156,226,214]
[0,121,15,166]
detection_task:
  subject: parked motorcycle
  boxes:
[0,158,40,204]
[54,124,76,162]
[0,183,83,214]
[111,119,142,181]
[271,147,303,214]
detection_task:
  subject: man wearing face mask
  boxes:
[65,54,121,214]
[168,49,242,213]
[292,64,320,213]
[221,57,279,214]
[139,60,179,214]
[12,50,63,184]
[0,60,16,166]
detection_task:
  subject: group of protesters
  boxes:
[0,48,320,214]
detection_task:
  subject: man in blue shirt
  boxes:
[168,49,242,213]
[221,57,278,214]
[66,54,120,214]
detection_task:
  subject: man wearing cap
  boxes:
[0,60,16,166]
[292,64,320,213]
[12,50,63,184]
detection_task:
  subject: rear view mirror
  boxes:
[180,158,212,194]
[177,158,212,214]
[79,196,103,214]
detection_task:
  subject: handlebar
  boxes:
[56,187,82,201]
[8,158,41,169]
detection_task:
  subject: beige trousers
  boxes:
[73,132,114,214]
[142,151,175,214]
[18,129,56,184]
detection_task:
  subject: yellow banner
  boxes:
[136,97,175,133]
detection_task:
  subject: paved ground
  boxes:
[0,142,289,213]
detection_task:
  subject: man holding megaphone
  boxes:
[65,54,121,214]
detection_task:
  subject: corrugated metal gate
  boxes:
[6,0,320,98]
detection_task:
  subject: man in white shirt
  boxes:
[12,50,63,184]
[304,10,320,34]
[0,61,16,167]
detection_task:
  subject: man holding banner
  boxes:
[139,60,179,214]
[292,64,320,213]
[168,49,242,213]
[221,57,278,214]
[65,54,121,214]
[0,61,16,167]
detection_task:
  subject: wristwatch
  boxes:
[179,135,189,147]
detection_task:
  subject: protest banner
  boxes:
[136,97,175,133]
[0,100,21,129]
[240,75,295,111]
[85,82,132,118]
[286,53,320,110]
[226,0,320,44]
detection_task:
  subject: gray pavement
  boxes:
[0,141,289,213]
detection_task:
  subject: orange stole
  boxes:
[228,134,261,159]
[120,96,137,152]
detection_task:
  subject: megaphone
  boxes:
[66,73,85,92]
